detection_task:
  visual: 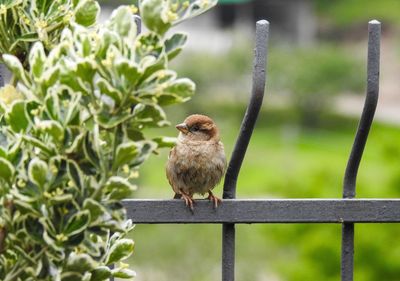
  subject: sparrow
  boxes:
[166,114,226,210]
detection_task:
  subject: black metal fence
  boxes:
[1,17,399,281]
[122,19,400,281]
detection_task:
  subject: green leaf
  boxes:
[23,135,56,156]
[132,141,157,167]
[105,238,135,265]
[25,100,41,123]
[28,158,48,188]
[83,133,101,168]
[45,92,61,121]
[64,92,82,125]
[107,6,135,37]
[94,110,132,129]
[83,198,109,223]
[76,59,97,83]
[66,252,96,273]
[139,69,177,91]
[135,33,164,64]
[0,157,14,184]
[43,230,65,255]
[10,33,39,51]
[104,176,137,200]
[39,216,58,236]
[41,66,60,90]
[165,33,187,61]
[37,120,65,143]
[112,268,136,278]
[164,78,195,99]
[13,198,41,216]
[29,42,46,79]
[2,54,30,85]
[61,272,83,281]
[81,237,102,257]
[6,101,29,132]
[24,217,45,243]
[49,193,74,205]
[13,245,37,264]
[64,210,91,237]
[90,266,112,281]
[96,78,122,105]
[67,160,84,191]
[113,142,139,170]
[74,0,100,27]
[140,0,171,35]
[0,147,7,159]
[115,59,141,86]
[133,104,169,127]
[125,126,145,141]
[6,136,22,162]
[157,78,195,105]
[95,30,119,59]
[178,0,218,24]
[152,136,177,148]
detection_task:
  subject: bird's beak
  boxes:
[175,123,189,134]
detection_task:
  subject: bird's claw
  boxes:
[181,193,194,211]
[208,191,222,208]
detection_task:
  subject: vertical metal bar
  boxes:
[341,223,355,281]
[342,20,381,198]
[223,20,269,197]
[341,20,381,281]
[222,20,269,281]
[133,15,142,35]
[0,63,5,87]
[222,224,235,281]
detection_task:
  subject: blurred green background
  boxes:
[98,0,400,280]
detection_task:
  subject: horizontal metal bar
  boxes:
[123,199,400,224]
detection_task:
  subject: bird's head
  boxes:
[175,114,220,142]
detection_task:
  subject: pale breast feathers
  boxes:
[166,141,226,195]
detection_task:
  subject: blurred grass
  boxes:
[314,0,400,27]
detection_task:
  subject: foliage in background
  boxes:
[0,0,217,280]
[314,0,400,27]
[0,0,100,67]
[174,43,364,127]
[268,45,364,126]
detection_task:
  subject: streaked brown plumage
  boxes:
[166,114,226,210]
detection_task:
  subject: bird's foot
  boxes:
[207,191,222,208]
[181,192,194,211]
[173,193,182,199]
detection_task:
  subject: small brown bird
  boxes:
[166,114,226,210]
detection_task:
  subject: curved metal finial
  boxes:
[223,20,269,199]
[343,20,381,198]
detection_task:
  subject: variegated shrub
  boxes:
[0,0,217,280]
[0,0,101,68]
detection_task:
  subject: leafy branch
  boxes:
[0,0,217,280]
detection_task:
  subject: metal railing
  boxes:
[1,18,399,281]
[121,19,400,281]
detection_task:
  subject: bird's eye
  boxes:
[191,125,200,132]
